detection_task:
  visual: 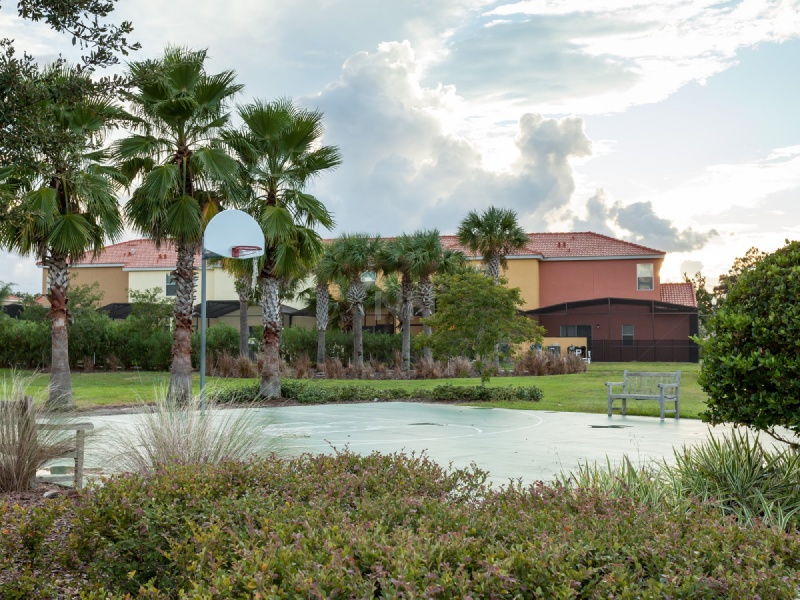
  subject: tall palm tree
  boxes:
[220,256,258,357]
[410,230,465,361]
[311,246,339,366]
[0,64,125,409]
[380,234,417,371]
[326,234,382,368]
[457,206,528,283]
[224,98,340,398]
[115,47,243,404]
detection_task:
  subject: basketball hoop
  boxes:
[231,245,262,258]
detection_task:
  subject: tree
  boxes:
[1,2,139,173]
[115,47,243,404]
[312,247,338,366]
[224,98,340,398]
[219,257,257,357]
[697,241,800,448]
[419,271,544,384]
[0,64,125,408]
[325,234,382,369]
[713,247,766,306]
[380,234,417,371]
[410,230,465,361]
[683,271,714,338]
[456,206,528,282]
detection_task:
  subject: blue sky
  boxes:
[2,0,799,294]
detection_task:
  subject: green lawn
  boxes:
[2,362,707,418]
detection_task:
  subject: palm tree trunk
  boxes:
[418,277,435,362]
[315,283,329,366]
[347,279,366,368]
[400,274,413,371]
[260,276,282,398]
[45,255,73,410]
[235,275,250,358]
[168,243,196,405]
[487,255,501,283]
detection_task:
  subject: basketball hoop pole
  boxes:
[200,244,209,410]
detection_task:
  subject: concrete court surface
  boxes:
[81,402,737,485]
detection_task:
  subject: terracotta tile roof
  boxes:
[70,239,200,269]
[440,232,665,259]
[660,282,696,307]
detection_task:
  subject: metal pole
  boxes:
[200,249,207,410]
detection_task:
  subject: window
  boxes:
[637,263,654,291]
[361,271,377,283]
[165,274,177,297]
[622,324,634,346]
[560,325,577,337]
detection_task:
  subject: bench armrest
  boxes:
[606,381,624,389]
[657,383,678,390]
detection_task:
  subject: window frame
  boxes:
[165,273,177,297]
[636,263,654,291]
[560,325,577,337]
[621,324,634,346]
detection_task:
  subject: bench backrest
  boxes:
[622,370,680,395]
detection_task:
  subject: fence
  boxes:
[589,339,699,363]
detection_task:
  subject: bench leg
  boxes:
[621,398,627,416]
[608,396,613,417]
[659,400,665,421]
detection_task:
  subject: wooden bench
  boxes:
[4,397,94,489]
[606,370,680,420]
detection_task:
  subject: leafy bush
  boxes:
[0,319,50,368]
[430,384,543,402]
[67,310,115,369]
[113,325,172,370]
[2,452,797,597]
[698,240,800,446]
[281,326,403,365]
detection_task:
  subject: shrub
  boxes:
[429,384,543,403]
[281,327,403,365]
[101,388,275,473]
[416,358,444,379]
[216,350,235,377]
[2,452,793,597]
[234,355,257,378]
[448,355,475,377]
[0,319,50,368]
[292,353,312,378]
[698,240,800,446]
[0,374,79,492]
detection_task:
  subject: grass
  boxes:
[0,361,708,418]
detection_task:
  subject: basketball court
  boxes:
[83,402,737,485]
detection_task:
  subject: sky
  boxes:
[2,0,799,295]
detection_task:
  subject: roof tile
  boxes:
[660,282,696,307]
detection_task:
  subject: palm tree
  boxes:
[380,234,417,371]
[456,206,528,283]
[220,257,258,357]
[115,47,243,404]
[326,234,382,369]
[410,230,465,361]
[0,64,125,409]
[224,98,340,398]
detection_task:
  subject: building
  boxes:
[50,232,698,362]
[42,239,314,331]
[440,232,698,362]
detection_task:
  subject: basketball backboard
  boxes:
[204,209,265,259]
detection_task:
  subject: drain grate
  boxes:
[589,425,632,429]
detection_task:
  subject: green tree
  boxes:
[713,246,766,306]
[409,230,465,361]
[324,234,383,369]
[115,47,243,404]
[456,206,528,282]
[224,98,340,398]
[697,241,800,448]
[419,271,544,384]
[1,2,139,174]
[380,234,417,371]
[0,64,124,408]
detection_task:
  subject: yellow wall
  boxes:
[541,337,588,358]
[465,257,541,310]
[128,270,171,299]
[42,266,129,304]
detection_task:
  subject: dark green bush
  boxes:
[191,322,240,365]
[67,310,115,368]
[0,319,50,368]
[2,452,797,597]
[698,240,800,445]
[430,384,543,402]
[281,326,403,364]
[113,325,172,371]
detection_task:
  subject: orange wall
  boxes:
[538,258,662,307]
[42,266,129,304]
[465,257,541,310]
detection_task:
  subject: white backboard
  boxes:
[204,210,265,259]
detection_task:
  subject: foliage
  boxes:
[697,240,800,447]
[429,383,543,402]
[191,322,240,365]
[0,372,78,491]
[456,205,527,280]
[101,388,275,474]
[420,272,545,383]
[513,350,588,376]
[281,326,403,365]
[712,246,766,306]
[562,430,800,532]
[0,319,50,368]
[1,452,798,596]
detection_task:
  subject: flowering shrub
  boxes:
[2,451,798,597]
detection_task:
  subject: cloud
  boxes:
[0,252,42,295]
[568,194,718,252]
[310,41,594,235]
